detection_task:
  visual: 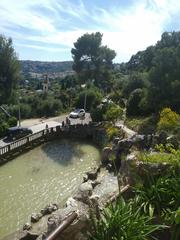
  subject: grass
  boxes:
[138,149,180,167]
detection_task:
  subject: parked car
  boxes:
[7,127,33,141]
[69,109,85,118]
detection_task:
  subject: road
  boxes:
[0,113,91,147]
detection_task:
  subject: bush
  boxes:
[138,146,180,167]
[0,122,9,137]
[8,116,17,127]
[104,104,123,122]
[89,197,162,240]
[125,115,157,134]
[158,107,180,132]
[135,172,180,227]
[106,126,120,141]
[91,105,106,122]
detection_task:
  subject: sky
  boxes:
[0,0,180,63]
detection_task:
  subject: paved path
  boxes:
[115,120,136,138]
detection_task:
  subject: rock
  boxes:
[23,222,32,231]
[91,180,101,188]
[126,153,136,161]
[118,138,133,152]
[83,174,88,182]
[31,213,42,223]
[102,147,112,164]
[41,203,58,216]
[47,214,60,233]
[74,182,93,203]
[106,163,113,172]
[136,161,171,177]
[66,197,78,208]
[113,137,120,145]
[86,166,100,180]
[19,231,39,240]
[36,234,46,240]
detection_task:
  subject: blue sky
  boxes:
[0,0,180,63]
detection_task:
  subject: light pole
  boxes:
[18,97,21,127]
[81,83,87,111]
[84,91,87,112]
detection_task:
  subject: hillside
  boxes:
[20,60,73,74]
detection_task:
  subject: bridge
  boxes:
[0,123,104,165]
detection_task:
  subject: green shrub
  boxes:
[158,108,180,132]
[135,172,180,216]
[139,145,180,167]
[89,197,162,240]
[135,172,180,239]
[104,105,123,122]
[0,122,9,137]
[125,115,157,134]
[91,105,106,122]
[106,126,119,141]
[8,116,17,127]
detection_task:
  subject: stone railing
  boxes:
[0,127,58,164]
[0,123,105,165]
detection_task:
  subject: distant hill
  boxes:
[20,60,73,74]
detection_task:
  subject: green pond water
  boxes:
[0,139,100,238]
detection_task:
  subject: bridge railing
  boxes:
[0,126,59,158]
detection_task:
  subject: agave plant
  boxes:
[88,197,162,240]
[135,171,180,217]
[134,171,180,240]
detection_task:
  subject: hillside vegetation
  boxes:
[20,60,73,74]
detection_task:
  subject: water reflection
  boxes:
[0,139,100,238]
[42,139,85,166]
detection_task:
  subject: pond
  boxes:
[0,139,100,238]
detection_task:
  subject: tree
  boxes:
[105,105,123,122]
[71,32,116,88]
[126,89,144,116]
[122,73,145,97]
[0,35,20,104]
[75,88,102,111]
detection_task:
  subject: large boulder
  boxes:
[118,138,133,152]
[101,147,112,164]
[86,166,100,181]
[31,213,42,223]
[40,203,58,216]
[23,223,32,231]
[74,182,93,204]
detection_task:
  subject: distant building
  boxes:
[42,74,49,92]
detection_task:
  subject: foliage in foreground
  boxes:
[0,34,20,104]
[135,171,180,217]
[135,171,180,240]
[88,197,162,240]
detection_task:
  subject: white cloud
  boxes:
[0,0,180,62]
[15,43,70,52]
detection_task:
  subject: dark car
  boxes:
[7,127,33,141]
